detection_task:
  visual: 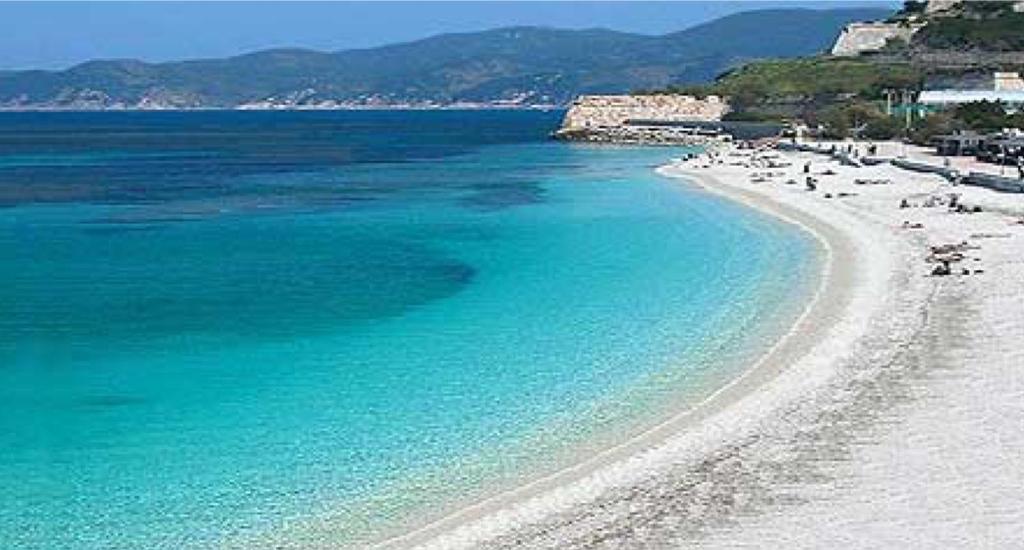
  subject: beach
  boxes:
[383,142,1024,549]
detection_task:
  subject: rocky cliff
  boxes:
[553,94,730,144]
[558,95,728,129]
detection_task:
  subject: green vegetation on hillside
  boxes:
[915,15,1024,51]
[913,1,1024,51]
[712,57,921,102]
[645,57,923,127]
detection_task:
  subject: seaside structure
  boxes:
[918,90,1024,113]
[553,94,729,144]
[933,130,987,156]
[918,72,1024,114]
[559,95,728,130]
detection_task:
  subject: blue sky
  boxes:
[0,1,897,70]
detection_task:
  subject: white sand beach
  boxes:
[378,142,1024,549]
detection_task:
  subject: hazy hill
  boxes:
[0,8,889,109]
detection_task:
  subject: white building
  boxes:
[995,72,1024,92]
[918,72,1024,114]
[918,90,1024,113]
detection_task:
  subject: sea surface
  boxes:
[0,111,819,549]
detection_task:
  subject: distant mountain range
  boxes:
[0,8,890,110]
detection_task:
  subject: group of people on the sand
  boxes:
[898,193,981,214]
[898,192,989,237]
[682,145,1023,281]
[926,241,984,277]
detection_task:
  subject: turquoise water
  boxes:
[0,111,819,548]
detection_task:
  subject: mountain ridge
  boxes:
[0,8,891,110]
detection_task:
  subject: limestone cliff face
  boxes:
[557,95,728,132]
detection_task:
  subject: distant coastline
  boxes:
[0,103,563,112]
[0,9,886,111]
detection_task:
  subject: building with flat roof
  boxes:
[994,72,1024,91]
[918,90,1024,113]
[919,73,1024,113]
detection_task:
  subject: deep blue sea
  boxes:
[0,111,819,549]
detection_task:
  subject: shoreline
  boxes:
[0,105,564,113]
[371,152,876,550]
[379,143,1024,548]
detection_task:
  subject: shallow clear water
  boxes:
[0,111,819,548]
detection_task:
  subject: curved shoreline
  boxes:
[372,161,879,550]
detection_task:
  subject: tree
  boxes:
[909,111,963,145]
[818,105,851,138]
[863,116,904,140]
[1008,111,1024,129]
[955,100,1008,130]
[818,100,892,139]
